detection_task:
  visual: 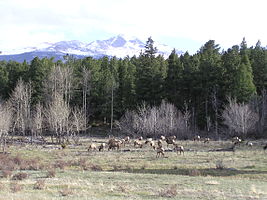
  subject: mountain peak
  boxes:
[0,35,183,62]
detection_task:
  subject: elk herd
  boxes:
[87,135,185,158]
[87,134,267,157]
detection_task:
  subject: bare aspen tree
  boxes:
[118,101,191,138]
[205,97,211,132]
[71,107,86,144]
[32,102,43,140]
[46,93,70,144]
[211,88,219,138]
[45,65,74,105]
[252,89,267,136]
[222,97,259,137]
[116,110,138,136]
[0,102,12,152]
[81,67,91,134]
[10,78,32,136]
[182,102,191,134]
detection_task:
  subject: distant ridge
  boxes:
[0,35,183,62]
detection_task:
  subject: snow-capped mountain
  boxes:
[0,35,183,62]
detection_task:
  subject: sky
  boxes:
[1,0,267,54]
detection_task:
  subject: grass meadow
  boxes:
[0,138,267,200]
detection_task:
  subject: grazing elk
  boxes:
[156,146,165,158]
[203,138,210,143]
[160,135,166,141]
[246,141,253,148]
[165,136,176,148]
[173,144,184,155]
[88,143,97,151]
[193,135,201,142]
[124,136,130,144]
[145,140,156,150]
[133,140,143,148]
[157,139,163,147]
[107,138,121,151]
[98,143,106,151]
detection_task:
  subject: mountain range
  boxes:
[0,35,183,62]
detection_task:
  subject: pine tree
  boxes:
[136,37,166,106]
[234,38,256,102]
[250,40,267,94]
[165,49,184,107]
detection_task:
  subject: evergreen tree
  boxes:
[197,40,223,130]
[250,40,267,94]
[136,37,165,106]
[165,49,184,108]
[0,61,9,99]
[234,38,256,102]
[116,57,136,116]
[28,57,53,104]
[221,45,241,98]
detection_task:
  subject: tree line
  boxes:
[0,37,267,140]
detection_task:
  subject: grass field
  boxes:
[0,137,267,200]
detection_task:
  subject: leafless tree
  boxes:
[211,87,219,138]
[70,107,86,144]
[81,67,91,134]
[45,93,71,144]
[0,101,12,152]
[251,89,267,137]
[222,97,259,137]
[45,65,74,105]
[32,102,43,141]
[9,78,32,136]
[118,101,191,138]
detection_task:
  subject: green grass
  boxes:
[0,138,266,199]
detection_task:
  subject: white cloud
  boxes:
[1,0,267,53]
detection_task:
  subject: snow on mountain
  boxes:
[1,42,52,55]
[0,35,183,62]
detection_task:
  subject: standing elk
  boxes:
[173,144,184,155]
[193,135,201,141]
[156,146,165,157]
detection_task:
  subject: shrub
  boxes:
[2,170,12,178]
[77,158,88,170]
[141,164,147,170]
[13,155,23,165]
[12,172,28,180]
[0,182,4,191]
[54,160,67,170]
[10,182,23,193]
[188,169,201,176]
[215,160,225,170]
[33,180,46,190]
[112,165,119,171]
[59,188,73,196]
[158,185,177,198]
[46,169,56,178]
[90,164,103,171]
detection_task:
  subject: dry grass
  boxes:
[0,138,266,199]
